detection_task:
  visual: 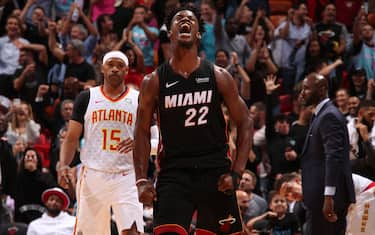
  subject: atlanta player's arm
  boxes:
[134,71,159,205]
[60,120,83,168]
[214,65,253,176]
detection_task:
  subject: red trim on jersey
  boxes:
[154,224,188,235]
[195,228,217,235]
[99,85,129,102]
[363,182,375,193]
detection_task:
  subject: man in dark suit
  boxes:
[300,73,355,234]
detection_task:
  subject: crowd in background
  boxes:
[0,0,374,234]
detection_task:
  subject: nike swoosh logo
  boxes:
[166,81,180,88]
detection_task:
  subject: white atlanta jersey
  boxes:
[80,86,139,172]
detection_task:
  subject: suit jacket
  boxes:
[301,100,355,211]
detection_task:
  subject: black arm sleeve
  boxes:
[265,94,276,139]
[71,89,90,124]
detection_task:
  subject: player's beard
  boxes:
[47,208,61,217]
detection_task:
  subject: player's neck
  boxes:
[171,49,200,77]
[102,84,127,99]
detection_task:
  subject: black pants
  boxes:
[154,167,242,234]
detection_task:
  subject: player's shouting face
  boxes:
[170,10,200,48]
[102,58,128,88]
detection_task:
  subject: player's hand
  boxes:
[137,180,156,206]
[58,166,71,190]
[323,196,338,222]
[116,137,134,154]
[218,172,239,195]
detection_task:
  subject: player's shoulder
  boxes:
[140,70,160,90]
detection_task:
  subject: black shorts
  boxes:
[154,166,243,234]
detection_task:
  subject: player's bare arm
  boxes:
[134,71,159,206]
[59,120,82,187]
[215,65,253,175]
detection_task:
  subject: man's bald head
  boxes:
[300,73,328,107]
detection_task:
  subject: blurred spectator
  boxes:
[113,28,144,89]
[49,20,96,89]
[315,4,348,60]
[126,4,159,73]
[5,101,40,146]
[0,14,30,98]
[289,104,313,156]
[350,100,375,181]
[14,148,56,224]
[199,0,217,62]
[247,190,300,234]
[234,0,253,36]
[112,0,137,39]
[264,75,299,188]
[215,14,251,67]
[235,190,251,232]
[27,187,75,235]
[352,20,375,80]
[347,96,361,121]
[13,137,26,166]
[90,0,115,22]
[157,0,181,63]
[54,0,74,19]
[335,88,350,116]
[0,108,17,200]
[239,170,268,222]
[95,13,118,61]
[60,3,99,61]
[20,2,48,45]
[274,3,311,90]
[12,44,48,103]
[348,67,369,100]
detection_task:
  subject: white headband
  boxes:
[103,51,129,66]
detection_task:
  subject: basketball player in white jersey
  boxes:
[59,51,143,235]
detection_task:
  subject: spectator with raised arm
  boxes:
[126,4,159,73]
[48,21,96,90]
[0,14,30,98]
[60,3,99,62]
[12,43,48,103]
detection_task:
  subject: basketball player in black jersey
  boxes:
[134,5,253,235]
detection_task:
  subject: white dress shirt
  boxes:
[27,211,75,235]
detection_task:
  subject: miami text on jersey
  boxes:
[165,90,213,109]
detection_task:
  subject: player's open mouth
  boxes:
[178,23,192,36]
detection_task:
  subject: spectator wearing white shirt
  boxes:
[27,187,75,235]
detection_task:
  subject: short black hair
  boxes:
[215,49,229,59]
[165,4,205,35]
[359,100,375,110]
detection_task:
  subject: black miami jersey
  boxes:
[157,59,229,169]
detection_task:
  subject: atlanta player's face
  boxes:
[102,58,128,87]
[170,10,200,48]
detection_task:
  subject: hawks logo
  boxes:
[219,214,236,233]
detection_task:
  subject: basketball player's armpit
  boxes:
[71,89,90,124]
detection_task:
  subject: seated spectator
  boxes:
[6,101,40,146]
[27,187,75,235]
[238,170,268,222]
[348,68,369,100]
[247,190,300,235]
[335,88,350,117]
[14,148,56,224]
